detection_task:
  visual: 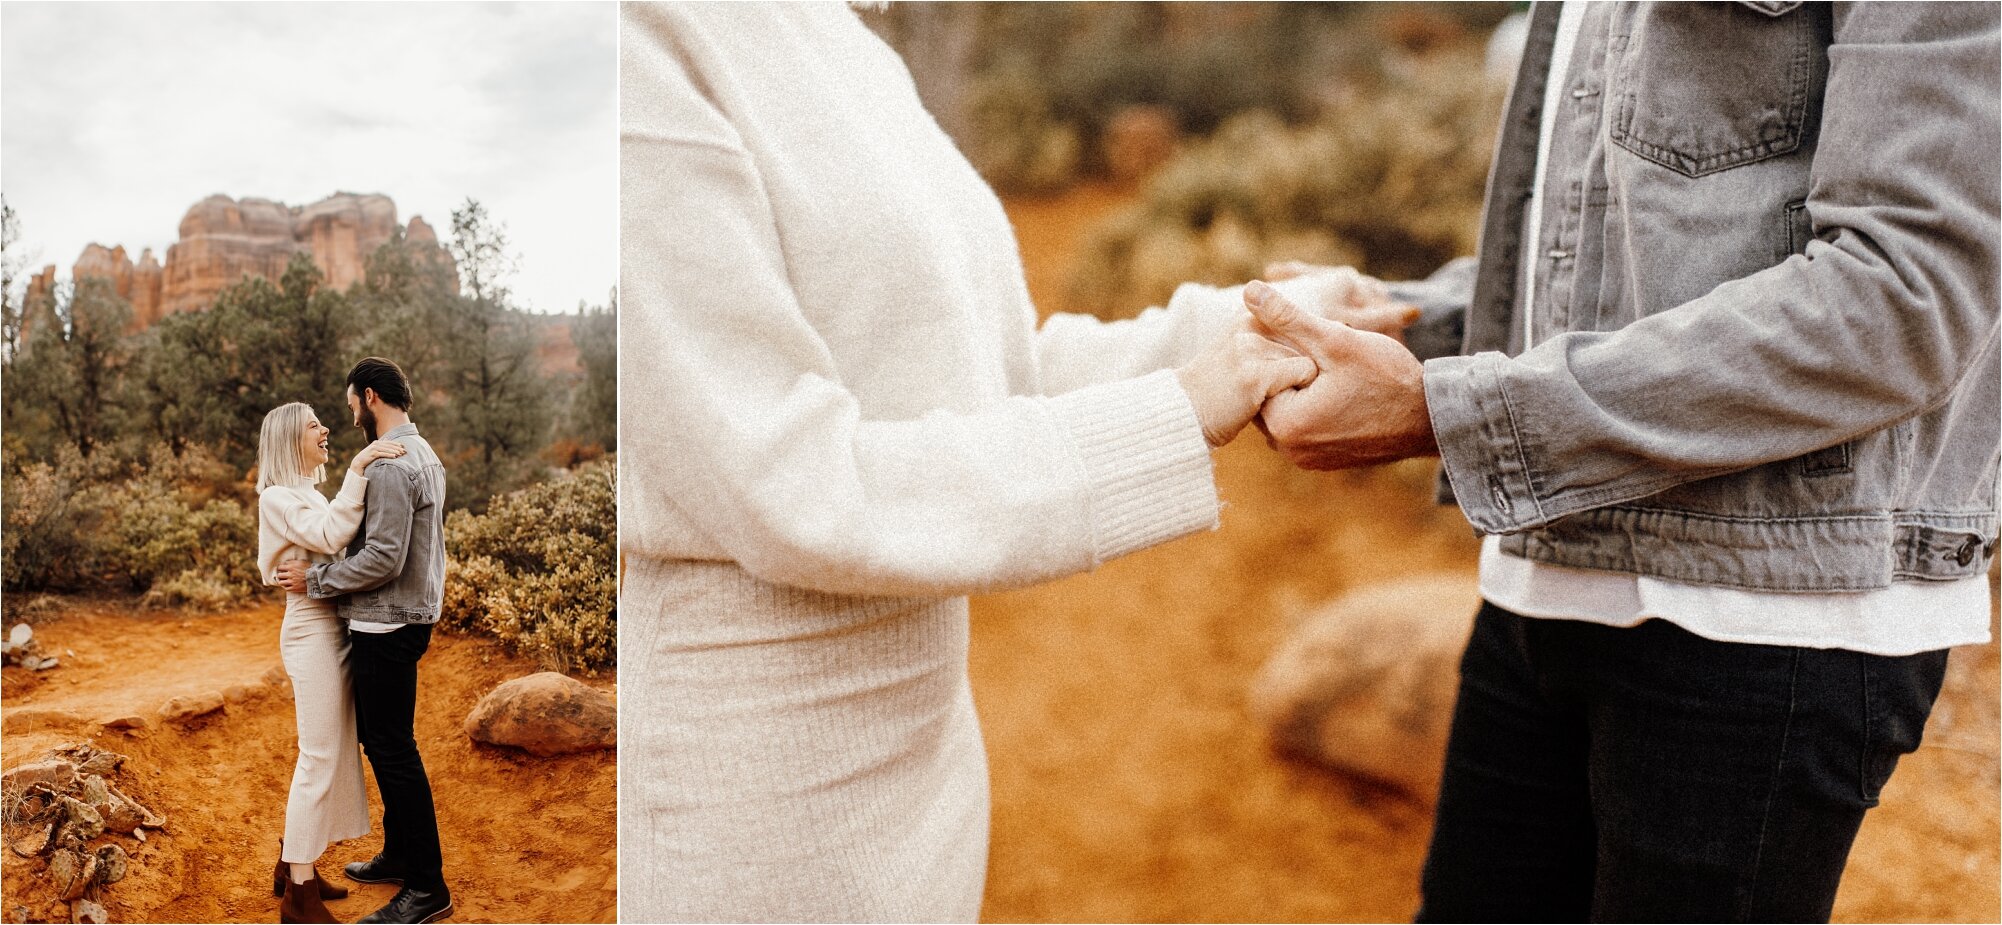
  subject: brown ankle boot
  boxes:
[279,870,342,924]
[275,841,350,899]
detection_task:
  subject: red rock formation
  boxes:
[161,192,408,315]
[158,195,300,316]
[131,249,163,326]
[289,192,398,292]
[59,192,455,328]
[69,244,165,330]
[405,215,438,244]
[18,265,58,348]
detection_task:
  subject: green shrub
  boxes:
[1,452,101,590]
[441,455,616,673]
[1,444,260,606]
[1069,56,1502,317]
[964,63,1084,195]
[143,565,252,610]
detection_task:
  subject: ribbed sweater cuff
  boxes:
[1047,368,1219,565]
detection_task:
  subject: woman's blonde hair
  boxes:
[257,402,325,491]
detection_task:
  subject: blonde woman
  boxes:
[619,3,1415,921]
[255,401,405,923]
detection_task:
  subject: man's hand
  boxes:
[1175,318,1320,448]
[274,559,311,594]
[1265,261,1423,343]
[1244,280,1438,470]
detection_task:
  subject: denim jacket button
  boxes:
[1952,536,1980,567]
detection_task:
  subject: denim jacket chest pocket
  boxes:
[1610,1,1823,178]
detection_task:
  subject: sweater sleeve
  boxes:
[258,472,368,558]
[1031,270,1412,395]
[620,39,1219,599]
[1031,284,1245,396]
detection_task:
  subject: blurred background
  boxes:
[858,3,2000,922]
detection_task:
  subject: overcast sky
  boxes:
[2,2,615,314]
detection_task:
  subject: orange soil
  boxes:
[975,186,2000,922]
[1,603,615,924]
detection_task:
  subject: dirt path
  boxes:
[977,187,2000,922]
[2,602,616,924]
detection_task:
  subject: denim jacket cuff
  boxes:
[1423,352,1546,534]
[304,562,330,600]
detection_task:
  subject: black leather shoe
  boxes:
[343,853,407,885]
[358,884,452,924]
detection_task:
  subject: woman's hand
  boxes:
[1265,261,1422,343]
[348,438,407,475]
[1176,320,1320,448]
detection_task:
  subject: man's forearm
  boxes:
[306,542,405,598]
[307,465,415,598]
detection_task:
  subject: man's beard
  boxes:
[358,403,378,442]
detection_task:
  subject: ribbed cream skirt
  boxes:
[279,592,371,862]
[621,557,990,924]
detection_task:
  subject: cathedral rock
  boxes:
[28,192,455,332]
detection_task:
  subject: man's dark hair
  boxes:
[347,356,413,411]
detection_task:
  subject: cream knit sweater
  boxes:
[617,3,1268,593]
[258,470,367,585]
[620,3,1259,920]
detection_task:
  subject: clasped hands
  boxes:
[1175,263,1438,469]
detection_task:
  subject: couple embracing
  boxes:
[621,2,1997,923]
[255,357,453,924]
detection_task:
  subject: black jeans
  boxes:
[350,622,446,891]
[1417,602,1948,924]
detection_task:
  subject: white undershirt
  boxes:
[1480,2,1991,657]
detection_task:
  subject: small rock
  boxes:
[100,799,143,835]
[92,844,128,886]
[158,691,225,722]
[1,759,76,792]
[48,847,95,900]
[70,898,107,925]
[1,709,84,735]
[222,684,262,704]
[463,672,617,757]
[262,664,289,686]
[99,785,164,834]
[13,783,58,820]
[98,714,149,732]
[54,796,105,845]
[56,744,125,778]
[9,825,50,858]
[77,775,111,812]
[1248,573,1482,799]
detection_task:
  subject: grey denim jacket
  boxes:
[1401,1,2000,592]
[306,423,449,622]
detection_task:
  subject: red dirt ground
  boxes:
[1,602,616,924]
[972,185,2000,923]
